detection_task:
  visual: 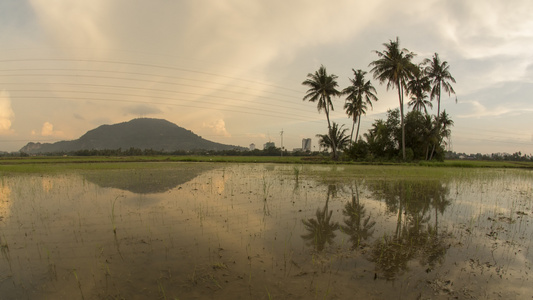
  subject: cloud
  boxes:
[40,122,64,137]
[0,90,15,135]
[29,0,110,50]
[457,100,533,119]
[203,119,231,137]
[124,104,162,117]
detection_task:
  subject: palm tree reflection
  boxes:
[368,180,451,280]
[301,185,339,252]
[341,184,376,250]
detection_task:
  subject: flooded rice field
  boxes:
[0,163,532,299]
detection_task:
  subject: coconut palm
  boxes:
[407,65,432,114]
[369,37,416,160]
[316,122,350,160]
[342,69,378,143]
[302,65,341,157]
[429,110,454,160]
[423,53,456,117]
[302,65,341,130]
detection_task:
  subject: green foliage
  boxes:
[316,122,351,160]
[342,69,378,143]
[302,65,341,130]
[346,109,453,162]
[369,37,417,160]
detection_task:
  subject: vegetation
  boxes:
[342,69,378,143]
[302,65,341,131]
[369,37,417,160]
[316,122,351,160]
[303,36,461,163]
[302,65,342,158]
[423,53,457,117]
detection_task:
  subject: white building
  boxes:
[249,143,256,150]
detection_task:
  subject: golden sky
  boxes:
[1,0,532,154]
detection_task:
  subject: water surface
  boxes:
[0,163,532,299]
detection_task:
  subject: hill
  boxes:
[20,118,244,154]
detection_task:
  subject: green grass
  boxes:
[1,155,532,174]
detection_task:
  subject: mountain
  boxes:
[20,118,244,154]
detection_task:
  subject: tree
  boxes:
[423,53,457,117]
[302,65,341,156]
[316,122,350,160]
[342,69,378,143]
[363,111,398,160]
[369,37,417,160]
[302,65,341,130]
[407,64,432,114]
[429,110,454,160]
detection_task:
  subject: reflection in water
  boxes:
[341,183,376,250]
[0,185,11,220]
[1,165,532,299]
[301,184,339,252]
[83,164,213,194]
[367,180,451,280]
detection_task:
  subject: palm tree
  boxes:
[423,53,456,117]
[429,110,454,160]
[407,65,432,114]
[316,122,350,160]
[342,69,378,143]
[369,37,416,160]
[302,65,341,130]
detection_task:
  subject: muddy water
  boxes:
[0,163,532,299]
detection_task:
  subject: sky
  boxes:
[0,0,532,154]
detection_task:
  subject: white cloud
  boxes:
[0,90,15,135]
[29,0,110,50]
[457,100,533,119]
[203,119,231,137]
[40,122,64,137]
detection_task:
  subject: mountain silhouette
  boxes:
[20,118,244,153]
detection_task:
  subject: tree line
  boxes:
[303,37,457,161]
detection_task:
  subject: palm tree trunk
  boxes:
[350,117,356,143]
[429,143,436,160]
[436,87,441,117]
[324,105,337,160]
[398,82,406,160]
[355,115,362,143]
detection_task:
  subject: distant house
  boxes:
[249,143,256,151]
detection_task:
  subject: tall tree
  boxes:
[302,65,341,155]
[369,37,416,160]
[342,69,378,143]
[423,53,457,116]
[302,65,341,130]
[407,64,432,114]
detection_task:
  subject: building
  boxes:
[249,143,256,151]
[302,138,311,152]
